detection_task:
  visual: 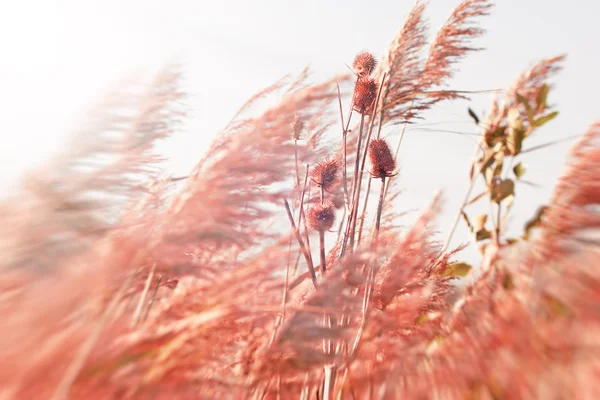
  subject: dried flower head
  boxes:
[292,114,304,140]
[352,77,378,114]
[353,51,377,76]
[310,158,340,190]
[369,138,396,178]
[307,201,336,232]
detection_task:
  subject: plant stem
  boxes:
[441,138,485,253]
[52,271,135,400]
[357,101,387,245]
[374,177,386,243]
[319,230,327,275]
[131,263,155,328]
[294,139,300,201]
[142,274,163,322]
[348,73,387,251]
[337,83,352,215]
[284,199,318,288]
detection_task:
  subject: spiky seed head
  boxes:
[353,51,377,76]
[310,158,340,190]
[307,201,336,232]
[292,114,304,140]
[353,77,378,114]
[368,138,396,178]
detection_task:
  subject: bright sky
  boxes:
[0,0,598,261]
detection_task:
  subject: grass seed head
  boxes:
[292,114,305,140]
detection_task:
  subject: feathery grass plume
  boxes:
[352,51,377,77]
[420,0,492,91]
[352,76,378,114]
[292,114,305,140]
[0,65,185,271]
[310,158,340,191]
[533,122,600,259]
[307,201,336,232]
[368,138,396,178]
[149,74,343,271]
[375,1,428,123]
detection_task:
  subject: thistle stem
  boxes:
[348,73,387,251]
[374,176,386,243]
[319,230,327,275]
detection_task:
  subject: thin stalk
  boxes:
[302,180,313,263]
[270,165,308,347]
[337,83,351,214]
[293,164,311,276]
[441,138,485,253]
[348,73,387,250]
[52,271,135,400]
[269,233,294,347]
[131,263,156,328]
[351,112,366,203]
[323,365,336,400]
[383,101,411,200]
[374,177,386,243]
[319,230,326,274]
[356,177,372,246]
[294,139,300,201]
[284,199,318,288]
[357,97,387,245]
[495,202,502,246]
[142,274,163,322]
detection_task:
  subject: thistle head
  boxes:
[307,201,336,232]
[368,138,396,178]
[353,77,378,114]
[353,51,377,77]
[310,158,340,190]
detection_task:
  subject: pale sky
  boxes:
[0,0,598,262]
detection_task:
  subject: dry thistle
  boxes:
[307,201,336,232]
[353,51,377,77]
[310,159,340,191]
[368,138,396,178]
[353,77,378,114]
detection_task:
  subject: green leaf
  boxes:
[523,205,548,240]
[466,190,488,206]
[491,179,515,203]
[513,162,526,179]
[506,237,519,245]
[544,295,571,317]
[502,273,515,290]
[532,111,558,128]
[461,211,472,231]
[484,126,505,148]
[507,107,523,130]
[468,107,480,125]
[516,93,534,123]
[507,127,525,156]
[473,214,488,232]
[536,84,549,112]
[441,262,473,277]
[475,229,491,241]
